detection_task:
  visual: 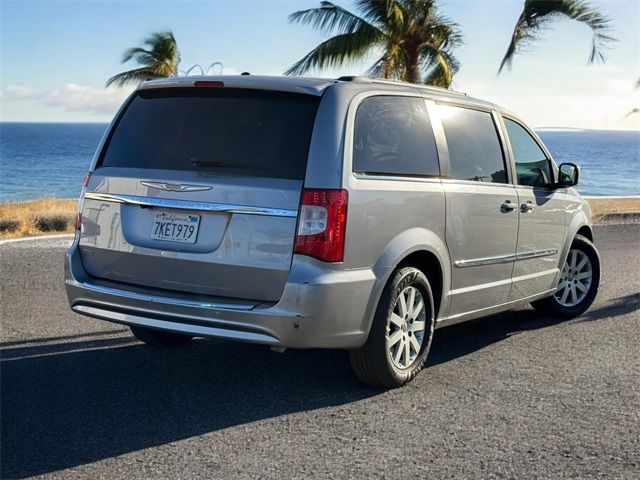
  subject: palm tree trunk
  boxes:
[404,44,420,84]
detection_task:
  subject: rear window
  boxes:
[99,88,320,180]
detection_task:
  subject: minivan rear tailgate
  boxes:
[79,168,301,302]
[78,87,319,302]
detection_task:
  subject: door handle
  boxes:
[501,200,517,212]
[521,201,535,213]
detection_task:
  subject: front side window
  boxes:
[438,105,507,184]
[504,118,553,188]
[353,96,440,177]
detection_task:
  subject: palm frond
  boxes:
[106,67,161,87]
[285,30,382,75]
[624,107,639,118]
[355,0,404,28]
[289,1,382,36]
[381,44,407,79]
[499,12,529,73]
[362,55,386,77]
[107,30,180,87]
[499,0,616,72]
[420,46,459,87]
[422,15,463,50]
[286,0,462,85]
[122,47,153,64]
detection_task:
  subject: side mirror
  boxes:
[558,162,579,188]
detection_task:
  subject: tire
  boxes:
[350,266,435,388]
[531,234,600,319]
[130,325,193,347]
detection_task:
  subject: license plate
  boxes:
[151,211,200,244]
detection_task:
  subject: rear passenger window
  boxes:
[353,96,439,177]
[438,105,507,184]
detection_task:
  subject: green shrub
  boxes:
[0,218,20,233]
[33,213,74,232]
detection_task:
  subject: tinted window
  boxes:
[504,118,553,188]
[100,88,320,180]
[353,96,439,177]
[438,105,507,183]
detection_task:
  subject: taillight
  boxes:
[294,189,348,262]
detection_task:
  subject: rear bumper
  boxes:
[65,239,378,349]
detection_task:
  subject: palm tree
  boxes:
[106,31,181,87]
[285,0,462,88]
[499,0,615,72]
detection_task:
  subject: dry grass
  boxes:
[586,196,640,218]
[0,198,77,240]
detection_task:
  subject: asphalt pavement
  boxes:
[1,225,639,479]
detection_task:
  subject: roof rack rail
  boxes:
[336,75,467,96]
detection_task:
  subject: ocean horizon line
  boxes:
[1,120,638,133]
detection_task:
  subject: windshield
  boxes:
[99,88,320,180]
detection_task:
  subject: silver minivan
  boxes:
[66,75,600,387]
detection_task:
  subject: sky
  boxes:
[1,0,638,130]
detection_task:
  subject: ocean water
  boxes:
[0,122,638,201]
[1,123,106,201]
[538,129,639,197]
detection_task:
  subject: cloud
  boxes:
[1,85,42,99]
[1,83,134,116]
[455,77,640,131]
[1,66,242,118]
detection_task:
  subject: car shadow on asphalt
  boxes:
[577,292,639,323]
[429,292,639,367]
[1,295,633,478]
[428,308,555,367]
[1,337,377,478]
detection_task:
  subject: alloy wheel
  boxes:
[555,249,593,307]
[386,286,426,369]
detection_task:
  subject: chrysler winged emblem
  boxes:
[140,181,212,192]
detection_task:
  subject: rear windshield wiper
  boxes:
[192,160,272,171]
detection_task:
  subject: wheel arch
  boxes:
[397,250,444,321]
[576,225,594,242]
[560,208,594,272]
[358,228,450,340]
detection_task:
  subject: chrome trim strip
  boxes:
[352,172,442,184]
[516,249,558,261]
[84,192,298,218]
[73,305,278,345]
[65,278,256,311]
[455,249,558,268]
[140,181,212,192]
[455,254,516,268]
